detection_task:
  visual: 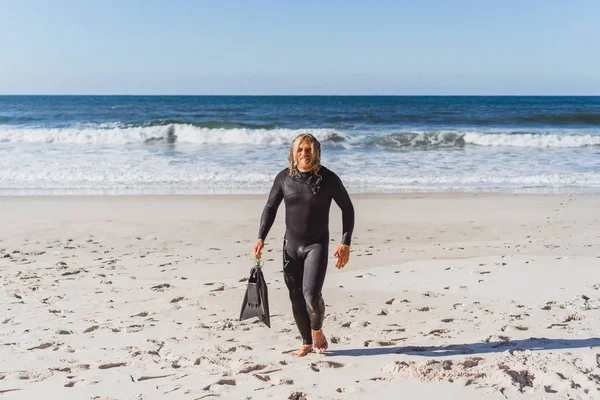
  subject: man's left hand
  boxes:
[333,244,350,269]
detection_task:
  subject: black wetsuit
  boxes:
[258,166,354,344]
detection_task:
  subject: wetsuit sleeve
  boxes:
[330,173,355,246]
[258,172,284,240]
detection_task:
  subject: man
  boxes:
[252,133,355,356]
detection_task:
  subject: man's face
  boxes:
[296,139,313,172]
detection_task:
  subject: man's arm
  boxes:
[253,172,284,259]
[331,173,354,246]
[258,172,284,241]
[330,172,354,269]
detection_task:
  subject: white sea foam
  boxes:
[0,125,343,145]
[464,132,600,148]
[344,172,600,188]
[0,125,170,145]
[1,125,599,194]
[2,125,599,148]
[1,144,599,194]
[374,130,600,149]
[2,170,599,194]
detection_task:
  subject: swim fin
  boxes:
[239,263,271,328]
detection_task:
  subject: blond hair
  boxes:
[288,133,321,176]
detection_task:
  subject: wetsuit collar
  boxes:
[294,166,322,179]
[292,169,322,194]
[297,170,313,179]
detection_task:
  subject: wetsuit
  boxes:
[258,166,354,345]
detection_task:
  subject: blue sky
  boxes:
[1,0,599,95]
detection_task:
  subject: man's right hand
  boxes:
[252,239,264,260]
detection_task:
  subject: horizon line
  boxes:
[1,94,600,97]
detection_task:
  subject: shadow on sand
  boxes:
[327,337,600,357]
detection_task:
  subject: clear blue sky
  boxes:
[1,0,599,95]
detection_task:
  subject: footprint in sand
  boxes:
[136,374,175,382]
[27,342,54,350]
[150,283,171,291]
[462,357,483,368]
[202,378,236,390]
[564,314,585,322]
[131,311,148,317]
[238,364,268,374]
[288,391,307,400]
[514,326,529,331]
[505,369,534,392]
[428,329,449,336]
[98,362,127,370]
[377,341,398,347]
[254,374,271,382]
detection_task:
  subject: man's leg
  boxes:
[283,240,313,356]
[302,242,329,353]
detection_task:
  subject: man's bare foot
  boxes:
[312,329,328,354]
[291,344,313,357]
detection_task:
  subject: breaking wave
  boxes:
[1,124,599,149]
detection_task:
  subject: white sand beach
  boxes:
[1,194,600,399]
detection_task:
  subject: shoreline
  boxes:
[3,191,600,198]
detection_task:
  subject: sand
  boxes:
[1,193,600,399]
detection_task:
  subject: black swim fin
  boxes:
[239,263,271,328]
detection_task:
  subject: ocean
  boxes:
[1,96,599,195]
